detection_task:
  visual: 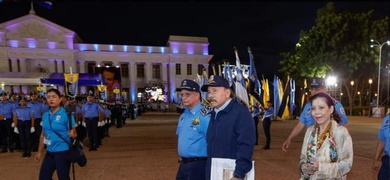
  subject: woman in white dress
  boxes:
[299,92,353,180]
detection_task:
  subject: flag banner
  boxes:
[211,158,254,180]
[63,73,79,97]
[97,85,107,100]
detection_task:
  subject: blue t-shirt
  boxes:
[42,107,76,152]
[300,101,348,126]
[176,103,210,158]
[378,115,390,156]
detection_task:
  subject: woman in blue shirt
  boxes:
[34,89,77,180]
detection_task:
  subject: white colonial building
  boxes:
[0,6,212,104]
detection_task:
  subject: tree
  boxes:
[279,2,388,114]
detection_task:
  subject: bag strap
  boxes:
[48,114,71,146]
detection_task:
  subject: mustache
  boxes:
[208,98,217,102]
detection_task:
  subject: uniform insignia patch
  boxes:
[200,106,212,116]
[192,118,200,125]
[339,107,345,115]
[56,115,61,121]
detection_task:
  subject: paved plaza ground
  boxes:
[0,112,383,180]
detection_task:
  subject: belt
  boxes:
[85,117,98,120]
[180,157,207,163]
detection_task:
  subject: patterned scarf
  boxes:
[306,121,338,164]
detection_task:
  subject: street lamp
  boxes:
[350,81,354,115]
[370,39,390,107]
[358,91,361,107]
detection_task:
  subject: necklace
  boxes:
[316,121,332,150]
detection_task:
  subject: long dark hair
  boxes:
[309,92,341,124]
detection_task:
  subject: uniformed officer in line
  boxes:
[372,114,390,179]
[75,101,86,141]
[102,104,111,137]
[13,96,35,157]
[175,79,211,180]
[111,101,123,128]
[27,92,44,152]
[0,92,15,152]
[82,94,104,151]
[9,93,21,150]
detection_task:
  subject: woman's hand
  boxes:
[68,129,77,138]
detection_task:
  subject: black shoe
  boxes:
[1,149,7,153]
[9,148,14,153]
[22,152,27,157]
[262,146,270,150]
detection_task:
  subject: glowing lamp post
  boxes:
[350,81,354,115]
[370,39,390,107]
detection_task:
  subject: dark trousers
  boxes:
[0,119,14,150]
[39,150,71,180]
[97,124,104,146]
[32,118,42,151]
[176,160,206,180]
[85,117,98,148]
[262,117,272,147]
[76,120,86,141]
[378,155,389,180]
[104,118,110,136]
[253,117,259,145]
[17,120,32,153]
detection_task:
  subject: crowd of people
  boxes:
[2,75,390,179]
[0,90,147,179]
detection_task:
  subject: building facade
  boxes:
[0,7,212,104]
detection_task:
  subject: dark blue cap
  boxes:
[176,79,200,92]
[201,75,230,92]
[0,92,7,96]
[19,96,28,101]
[309,77,326,89]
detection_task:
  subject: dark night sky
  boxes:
[0,2,389,79]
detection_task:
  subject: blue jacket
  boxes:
[206,100,255,179]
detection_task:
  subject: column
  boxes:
[144,62,151,84]
[168,62,176,104]
[78,60,86,73]
[203,63,209,75]
[129,62,136,103]
[78,60,86,95]
[18,58,27,73]
[48,59,56,73]
[10,58,18,72]
[161,63,168,93]
[57,60,65,73]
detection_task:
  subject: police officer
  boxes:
[176,79,210,180]
[372,114,390,179]
[0,92,15,152]
[27,92,44,152]
[13,96,35,157]
[261,100,274,150]
[111,101,123,128]
[82,94,103,151]
[9,93,21,150]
